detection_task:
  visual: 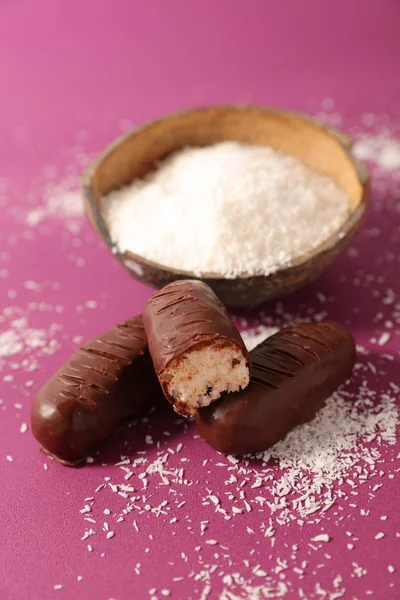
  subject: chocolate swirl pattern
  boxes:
[196,321,356,455]
[31,316,160,465]
[143,280,250,416]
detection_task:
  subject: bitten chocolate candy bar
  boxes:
[196,321,356,455]
[143,280,251,417]
[31,316,159,465]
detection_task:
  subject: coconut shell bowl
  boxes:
[82,105,370,308]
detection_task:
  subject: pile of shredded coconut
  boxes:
[101,142,350,277]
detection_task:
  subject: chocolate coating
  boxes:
[143,280,250,409]
[196,321,356,455]
[31,316,159,465]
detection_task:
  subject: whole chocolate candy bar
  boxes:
[196,321,356,455]
[31,316,159,465]
[143,280,251,417]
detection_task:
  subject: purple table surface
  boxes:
[0,2,399,599]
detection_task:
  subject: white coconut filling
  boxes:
[165,341,249,416]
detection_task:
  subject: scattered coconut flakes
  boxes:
[311,534,330,543]
[26,186,84,234]
[0,313,61,368]
[388,565,396,574]
[353,134,400,172]
[377,332,391,346]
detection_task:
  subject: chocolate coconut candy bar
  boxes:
[196,321,356,455]
[143,280,251,417]
[31,316,159,465]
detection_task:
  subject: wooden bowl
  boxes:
[82,105,370,308]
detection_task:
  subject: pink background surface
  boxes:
[0,1,399,599]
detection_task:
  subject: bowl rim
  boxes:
[82,103,370,282]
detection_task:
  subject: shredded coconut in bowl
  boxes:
[101,142,350,278]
